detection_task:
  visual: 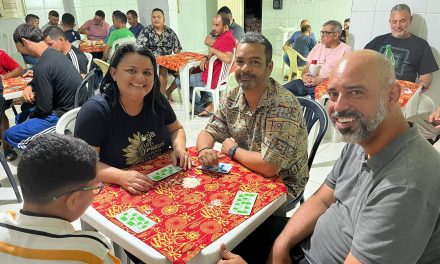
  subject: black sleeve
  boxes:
[78,53,88,75]
[74,97,109,147]
[30,65,53,117]
[158,95,177,125]
[419,40,439,75]
[364,36,381,50]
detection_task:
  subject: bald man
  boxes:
[220,50,440,264]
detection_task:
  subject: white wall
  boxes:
[350,0,440,103]
[261,0,353,56]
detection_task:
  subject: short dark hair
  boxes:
[100,43,164,114]
[48,10,59,17]
[126,10,138,18]
[18,134,98,204]
[344,18,350,23]
[25,14,39,24]
[152,8,164,16]
[113,10,127,24]
[95,10,105,19]
[43,26,65,40]
[216,13,230,27]
[13,23,44,44]
[301,25,311,33]
[217,6,232,16]
[62,13,75,27]
[239,32,272,65]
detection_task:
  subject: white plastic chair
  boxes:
[402,86,436,118]
[71,40,81,48]
[109,36,136,58]
[84,52,93,73]
[191,54,235,119]
[55,107,81,135]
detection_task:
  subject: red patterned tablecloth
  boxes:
[156,52,205,72]
[91,147,286,263]
[79,43,106,53]
[315,79,420,108]
[2,77,32,95]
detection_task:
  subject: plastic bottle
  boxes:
[384,45,395,66]
[308,60,318,77]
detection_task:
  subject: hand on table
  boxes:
[22,70,33,78]
[217,244,247,264]
[171,148,192,170]
[22,86,35,103]
[221,138,238,156]
[198,148,219,167]
[121,170,154,195]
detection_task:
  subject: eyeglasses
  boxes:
[52,181,104,200]
[320,30,336,36]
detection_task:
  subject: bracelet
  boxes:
[198,146,211,154]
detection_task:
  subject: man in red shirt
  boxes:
[172,13,235,116]
[0,50,23,161]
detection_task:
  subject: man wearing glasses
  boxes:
[78,10,110,41]
[284,20,351,99]
[0,134,120,263]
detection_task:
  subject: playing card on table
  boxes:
[147,164,182,181]
[229,191,258,216]
[115,208,156,233]
[199,162,233,174]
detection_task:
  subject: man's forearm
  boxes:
[196,130,215,150]
[210,47,232,64]
[233,148,280,177]
[419,73,433,91]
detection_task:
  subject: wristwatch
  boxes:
[228,146,239,160]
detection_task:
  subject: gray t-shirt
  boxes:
[302,125,440,264]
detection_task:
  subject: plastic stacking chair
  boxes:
[402,86,436,118]
[56,107,81,135]
[283,46,307,81]
[285,96,328,212]
[74,68,96,108]
[93,58,110,75]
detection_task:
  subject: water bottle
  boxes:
[384,45,395,66]
[308,60,318,77]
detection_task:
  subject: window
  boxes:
[0,0,26,19]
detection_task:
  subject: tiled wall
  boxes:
[350,0,440,103]
[261,0,353,56]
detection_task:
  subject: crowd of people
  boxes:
[0,2,439,264]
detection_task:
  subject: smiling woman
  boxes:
[74,43,191,197]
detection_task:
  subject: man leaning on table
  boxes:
[219,50,440,264]
[364,3,438,91]
[196,32,309,202]
[78,10,110,41]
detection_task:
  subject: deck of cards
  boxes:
[147,164,182,181]
[115,208,156,233]
[199,162,233,174]
[229,191,258,215]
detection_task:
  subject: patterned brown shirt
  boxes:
[205,78,309,199]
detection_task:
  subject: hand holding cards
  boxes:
[199,162,233,174]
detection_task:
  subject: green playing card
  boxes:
[147,164,182,181]
[115,208,156,233]
[229,191,258,216]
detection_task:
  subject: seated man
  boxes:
[61,13,81,43]
[172,13,235,116]
[126,10,144,38]
[283,24,315,71]
[365,4,438,91]
[137,8,182,98]
[43,26,88,77]
[222,50,440,264]
[5,24,82,151]
[285,20,317,47]
[197,32,308,203]
[40,10,62,32]
[0,133,121,263]
[22,14,40,66]
[102,11,134,61]
[284,20,351,99]
[204,6,245,47]
[78,10,110,41]
[0,50,23,161]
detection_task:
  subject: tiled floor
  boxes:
[0,55,346,218]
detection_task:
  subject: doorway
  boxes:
[244,0,262,32]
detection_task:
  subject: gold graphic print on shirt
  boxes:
[123,131,165,165]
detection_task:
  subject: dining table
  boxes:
[82,146,287,264]
[156,52,206,121]
[2,76,32,100]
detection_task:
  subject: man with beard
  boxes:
[196,32,309,204]
[218,50,440,264]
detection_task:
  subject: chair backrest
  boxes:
[93,58,110,75]
[74,68,96,108]
[205,50,235,90]
[297,97,328,170]
[56,107,81,135]
[84,52,93,73]
[109,36,136,58]
[283,46,306,73]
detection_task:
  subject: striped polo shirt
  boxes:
[0,210,121,263]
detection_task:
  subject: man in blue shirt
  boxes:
[126,10,144,38]
[284,24,315,68]
[285,20,316,47]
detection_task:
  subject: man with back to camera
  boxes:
[219,50,440,264]
[61,13,81,43]
[365,3,438,91]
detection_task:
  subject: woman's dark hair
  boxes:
[100,43,163,114]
